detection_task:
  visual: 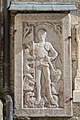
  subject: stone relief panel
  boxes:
[22,22,63,108]
[14,13,72,117]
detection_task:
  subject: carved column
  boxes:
[73,25,80,102]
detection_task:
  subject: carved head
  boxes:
[37,28,47,42]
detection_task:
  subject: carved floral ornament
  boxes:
[23,22,62,40]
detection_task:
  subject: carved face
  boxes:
[42,32,47,41]
[37,28,47,42]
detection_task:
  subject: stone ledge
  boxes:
[9,2,77,11]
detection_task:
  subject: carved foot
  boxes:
[49,97,59,108]
[34,98,45,108]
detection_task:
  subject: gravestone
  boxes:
[14,12,72,117]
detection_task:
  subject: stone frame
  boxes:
[14,13,72,117]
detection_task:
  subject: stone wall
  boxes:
[0,0,3,92]
[0,0,80,120]
[0,1,3,120]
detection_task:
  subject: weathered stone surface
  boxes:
[14,13,72,117]
[73,90,80,102]
[1,0,80,120]
[13,0,71,2]
[73,25,80,102]
[9,2,76,11]
[0,101,3,120]
[30,117,80,120]
[0,0,3,91]
[73,103,80,117]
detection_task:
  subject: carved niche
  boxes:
[14,13,72,117]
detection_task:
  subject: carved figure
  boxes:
[34,28,59,107]
[23,24,61,108]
